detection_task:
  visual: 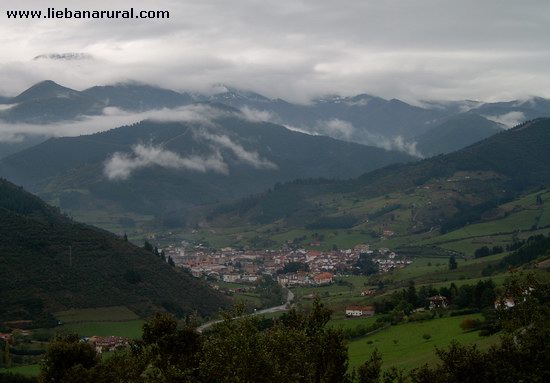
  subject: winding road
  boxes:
[197,288,294,333]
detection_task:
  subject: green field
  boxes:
[56,306,140,323]
[347,314,499,371]
[330,315,379,330]
[0,364,41,377]
[58,320,144,339]
[54,306,144,339]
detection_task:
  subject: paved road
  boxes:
[197,288,294,333]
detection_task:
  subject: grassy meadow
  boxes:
[347,314,499,371]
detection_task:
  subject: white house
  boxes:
[345,305,375,317]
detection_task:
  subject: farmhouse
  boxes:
[345,305,375,317]
[494,296,515,309]
[428,295,448,309]
[313,272,334,285]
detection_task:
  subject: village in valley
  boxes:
[161,242,414,317]
[165,243,411,284]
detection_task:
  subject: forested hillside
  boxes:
[0,179,229,323]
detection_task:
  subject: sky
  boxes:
[1,0,550,103]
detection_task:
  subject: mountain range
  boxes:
[1,80,550,235]
[2,80,550,159]
[205,118,550,236]
[0,105,413,226]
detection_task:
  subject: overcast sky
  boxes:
[1,0,549,103]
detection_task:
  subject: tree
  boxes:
[143,240,154,253]
[168,256,175,267]
[38,334,99,383]
[448,255,457,270]
[354,254,379,276]
[474,246,491,259]
[405,281,418,307]
[2,340,11,368]
[356,348,382,383]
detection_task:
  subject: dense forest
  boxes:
[0,178,229,322]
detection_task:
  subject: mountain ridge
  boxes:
[204,118,550,234]
[0,177,230,321]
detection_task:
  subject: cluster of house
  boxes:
[372,248,413,273]
[276,271,335,287]
[162,243,412,285]
[84,336,130,353]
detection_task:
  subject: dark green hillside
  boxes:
[0,112,414,218]
[354,118,550,195]
[416,113,503,156]
[207,118,550,232]
[0,178,229,322]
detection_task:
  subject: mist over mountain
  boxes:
[205,118,550,232]
[0,104,414,224]
[415,113,504,156]
[2,81,550,161]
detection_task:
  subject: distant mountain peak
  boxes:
[210,84,271,102]
[13,80,80,103]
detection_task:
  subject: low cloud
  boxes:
[0,104,16,111]
[483,111,525,128]
[283,124,320,135]
[239,106,277,122]
[201,132,278,170]
[104,143,228,180]
[0,131,26,143]
[0,104,231,143]
[315,119,355,140]
[295,119,422,157]
[378,135,423,158]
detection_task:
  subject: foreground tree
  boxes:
[39,299,349,383]
[38,334,99,383]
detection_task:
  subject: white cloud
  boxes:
[483,111,525,128]
[0,132,26,143]
[356,130,423,158]
[0,0,549,103]
[282,118,422,157]
[239,106,276,122]
[103,143,228,180]
[387,136,423,158]
[0,104,231,142]
[201,132,278,170]
[0,104,17,111]
[315,119,354,139]
[283,124,319,135]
